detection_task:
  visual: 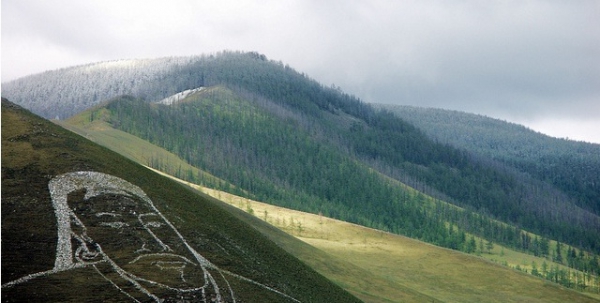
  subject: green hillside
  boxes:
[65,89,597,299]
[54,106,600,301]
[56,108,228,190]
[4,51,600,298]
[202,183,600,303]
[85,85,599,252]
[377,104,600,216]
[70,52,597,256]
[1,98,361,302]
[5,51,598,256]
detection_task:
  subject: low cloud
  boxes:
[2,0,599,142]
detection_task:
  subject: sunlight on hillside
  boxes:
[150,168,599,303]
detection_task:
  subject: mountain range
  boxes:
[378,104,600,216]
[3,51,600,300]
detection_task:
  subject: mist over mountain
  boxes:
[2,57,199,119]
[2,51,332,120]
[3,51,600,295]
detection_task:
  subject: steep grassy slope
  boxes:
[165,172,600,303]
[1,98,361,302]
[51,111,597,302]
[61,95,600,300]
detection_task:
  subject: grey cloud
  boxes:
[2,0,599,142]
[291,1,600,122]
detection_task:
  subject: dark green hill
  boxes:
[78,81,600,260]
[377,105,600,216]
[4,50,600,282]
[1,98,362,303]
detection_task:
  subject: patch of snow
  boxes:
[156,87,205,105]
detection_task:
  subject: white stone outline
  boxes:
[1,171,302,303]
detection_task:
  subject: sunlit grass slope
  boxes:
[62,103,599,302]
[193,184,600,303]
[2,99,360,302]
[57,108,226,188]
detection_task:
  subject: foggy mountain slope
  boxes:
[2,56,201,119]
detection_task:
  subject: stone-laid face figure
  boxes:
[48,171,218,299]
[4,171,297,303]
[69,188,206,290]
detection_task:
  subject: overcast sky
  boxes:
[2,0,599,143]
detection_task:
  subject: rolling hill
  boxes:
[195,180,600,303]
[377,104,600,216]
[1,98,361,302]
[62,87,600,296]
[15,98,596,302]
[66,81,600,255]
[3,51,600,297]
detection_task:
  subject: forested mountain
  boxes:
[377,105,600,216]
[2,57,195,119]
[1,99,361,302]
[4,51,600,287]
[2,51,341,120]
[90,86,600,253]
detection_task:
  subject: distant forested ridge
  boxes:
[378,105,600,218]
[2,51,365,121]
[5,51,600,261]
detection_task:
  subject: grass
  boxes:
[57,113,226,187]
[186,182,600,303]
[2,100,361,302]
[61,104,600,302]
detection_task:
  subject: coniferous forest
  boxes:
[4,51,600,291]
[379,105,600,217]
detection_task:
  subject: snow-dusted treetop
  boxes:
[1,51,321,120]
[2,56,201,119]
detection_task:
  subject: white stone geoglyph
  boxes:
[2,171,301,303]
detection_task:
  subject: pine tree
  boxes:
[555,241,563,264]
[541,261,548,278]
[486,240,494,254]
[531,261,540,277]
[479,238,485,255]
[466,236,477,253]
[540,237,550,257]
